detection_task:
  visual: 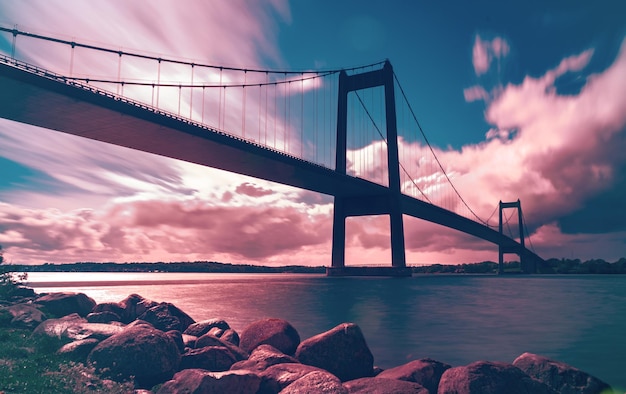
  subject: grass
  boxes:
[0,327,135,393]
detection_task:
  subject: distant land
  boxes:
[5,258,626,274]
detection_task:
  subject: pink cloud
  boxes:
[463,85,490,102]
[472,35,510,76]
[472,36,491,75]
[235,182,275,197]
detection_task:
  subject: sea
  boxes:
[25,272,626,390]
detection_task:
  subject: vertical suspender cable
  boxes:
[117,51,122,95]
[218,68,223,129]
[301,73,304,159]
[156,58,161,108]
[190,64,194,120]
[258,81,262,143]
[242,70,247,138]
[69,42,75,77]
[178,84,182,115]
[201,86,205,123]
[11,27,17,59]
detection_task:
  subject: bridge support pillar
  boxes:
[328,60,408,276]
[331,197,347,268]
[498,200,535,274]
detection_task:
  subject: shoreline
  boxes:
[1,286,620,393]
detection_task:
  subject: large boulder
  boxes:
[220,328,241,346]
[343,377,429,393]
[184,318,231,337]
[377,358,451,394]
[57,338,100,360]
[32,313,123,340]
[86,311,121,324]
[157,369,261,394]
[438,361,556,394]
[92,302,125,318]
[180,346,238,371]
[259,363,331,393]
[281,370,348,394]
[239,318,300,355]
[117,294,157,323]
[295,322,374,382]
[87,325,181,388]
[35,292,96,317]
[195,333,248,361]
[4,303,47,329]
[231,344,299,372]
[512,352,612,394]
[138,302,195,332]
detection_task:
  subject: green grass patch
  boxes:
[0,327,134,393]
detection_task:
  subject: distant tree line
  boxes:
[8,261,327,274]
[411,258,626,274]
[3,257,626,275]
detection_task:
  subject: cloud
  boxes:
[472,35,510,76]
[464,85,490,102]
[235,182,275,198]
[340,38,626,260]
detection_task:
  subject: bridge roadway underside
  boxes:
[0,62,531,256]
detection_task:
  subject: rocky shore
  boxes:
[0,288,615,393]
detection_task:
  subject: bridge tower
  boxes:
[328,61,410,276]
[498,200,534,274]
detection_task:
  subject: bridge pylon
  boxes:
[498,199,535,274]
[328,61,410,277]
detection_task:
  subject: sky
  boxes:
[0,0,625,266]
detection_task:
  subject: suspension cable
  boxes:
[353,91,433,203]
[0,25,386,76]
[393,71,491,226]
[521,210,537,253]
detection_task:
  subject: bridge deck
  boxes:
[0,58,541,260]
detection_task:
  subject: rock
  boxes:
[512,352,612,394]
[438,361,557,394]
[208,326,225,337]
[231,344,299,372]
[376,358,451,394]
[32,313,124,340]
[166,330,185,353]
[87,325,181,388]
[118,294,157,323]
[180,346,238,371]
[125,319,154,330]
[86,311,121,323]
[240,318,300,355]
[4,303,47,329]
[182,333,197,348]
[221,328,241,346]
[138,302,195,332]
[92,302,125,318]
[35,292,96,317]
[281,370,348,394]
[184,318,231,337]
[157,369,261,394]
[343,377,429,393]
[57,338,100,360]
[196,333,248,361]
[259,363,330,393]
[295,322,374,382]
[9,286,36,300]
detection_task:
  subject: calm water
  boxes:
[26,272,626,389]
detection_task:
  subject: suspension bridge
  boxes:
[0,26,543,275]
